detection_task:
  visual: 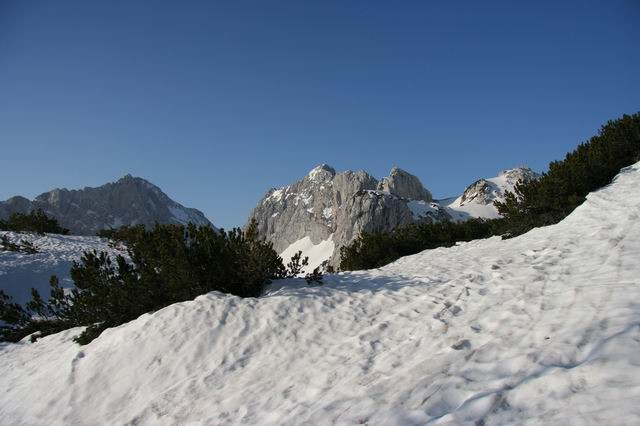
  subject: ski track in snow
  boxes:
[1,164,640,425]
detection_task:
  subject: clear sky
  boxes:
[1,0,638,229]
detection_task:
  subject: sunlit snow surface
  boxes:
[2,164,640,425]
[0,233,122,304]
[279,234,335,273]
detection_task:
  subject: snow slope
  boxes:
[279,234,335,273]
[0,233,123,305]
[1,163,640,425]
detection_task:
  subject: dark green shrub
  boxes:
[1,220,318,344]
[0,209,69,235]
[0,234,39,254]
[340,218,493,271]
[496,113,640,235]
[341,112,640,270]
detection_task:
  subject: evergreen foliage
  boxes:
[1,234,39,254]
[1,220,320,344]
[340,219,494,270]
[495,113,640,235]
[340,113,640,271]
[0,209,69,235]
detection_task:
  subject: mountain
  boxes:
[248,164,448,269]
[248,165,537,269]
[2,162,638,424]
[443,167,540,220]
[0,175,212,235]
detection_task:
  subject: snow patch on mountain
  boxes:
[279,234,335,273]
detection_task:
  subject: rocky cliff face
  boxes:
[249,165,540,269]
[0,175,212,235]
[248,165,445,268]
[377,167,433,201]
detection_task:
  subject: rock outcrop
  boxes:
[377,167,433,201]
[0,175,212,235]
[248,165,443,268]
[249,165,540,268]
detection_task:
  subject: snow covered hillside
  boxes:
[1,163,639,425]
[0,232,123,305]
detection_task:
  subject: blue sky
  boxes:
[1,0,638,229]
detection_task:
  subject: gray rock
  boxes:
[459,179,494,205]
[377,167,433,201]
[458,167,540,207]
[0,175,212,235]
[247,164,441,268]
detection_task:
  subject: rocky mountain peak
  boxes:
[248,165,444,268]
[0,176,212,235]
[498,166,539,184]
[459,179,493,205]
[445,166,541,221]
[377,167,433,201]
[306,164,336,183]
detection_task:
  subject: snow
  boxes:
[407,200,442,220]
[446,196,501,221]
[307,164,335,182]
[322,206,333,220]
[1,163,640,425]
[444,167,538,221]
[264,188,284,204]
[279,234,335,273]
[0,233,123,305]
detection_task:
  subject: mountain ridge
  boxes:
[248,164,538,268]
[0,175,212,235]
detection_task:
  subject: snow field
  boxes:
[1,163,639,425]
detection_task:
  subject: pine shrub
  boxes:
[0,209,69,235]
[1,220,319,344]
[340,112,640,270]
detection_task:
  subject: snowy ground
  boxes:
[0,233,122,304]
[279,234,335,273]
[1,164,640,425]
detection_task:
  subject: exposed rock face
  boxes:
[248,165,443,267]
[250,165,541,268]
[458,167,539,207]
[459,179,493,205]
[0,175,212,235]
[377,167,433,201]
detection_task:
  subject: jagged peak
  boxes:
[117,173,149,183]
[498,166,537,177]
[388,166,408,176]
[308,164,336,177]
[378,166,432,201]
[307,164,336,183]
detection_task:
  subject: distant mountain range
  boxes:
[0,166,538,266]
[0,175,212,235]
[247,165,539,269]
